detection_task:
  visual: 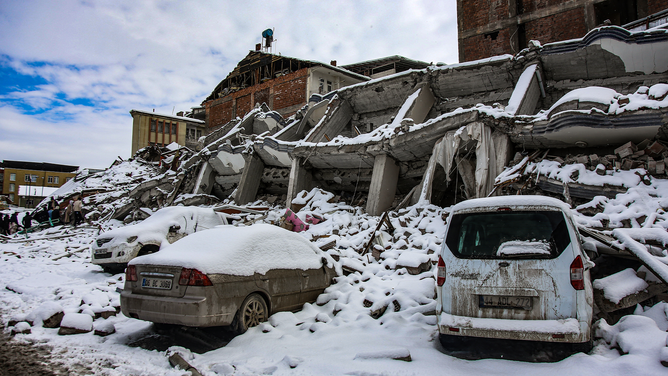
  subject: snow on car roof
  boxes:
[451,195,572,213]
[97,206,225,246]
[129,223,325,275]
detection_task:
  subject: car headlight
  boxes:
[126,236,138,243]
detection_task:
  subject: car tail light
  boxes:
[497,207,512,211]
[126,265,137,282]
[570,256,584,290]
[437,256,446,286]
[179,268,212,286]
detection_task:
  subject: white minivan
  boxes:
[436,195,594,353]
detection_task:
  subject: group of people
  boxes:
[0,196,84,236]
[49,196,84,226]
[0,213,19,235]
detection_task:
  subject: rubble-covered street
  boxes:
[1,151,668,374]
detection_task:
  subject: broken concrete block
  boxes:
[646,141,667,158]
[43,311,65,329]
[636,139,652,151]
[621,159,634,170]
[575,155,589,165]
[657,161,665,175]
[648,159,657,174]
[58,313,93,335]
[614,141,636,158]
[10,322,32,336]
[94,321,116,337]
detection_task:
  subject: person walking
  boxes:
[22,212,33,231]
[64,200,73,224]
[0,214,8,235]
[72,197,83,226]
[9,213,19,234]
[48,198,59,226]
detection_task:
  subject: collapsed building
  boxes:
[34,24,668,323]
[170,25,667,217]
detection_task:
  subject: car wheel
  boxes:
[235,293,268,334]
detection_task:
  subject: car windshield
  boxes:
[445,210,571,259]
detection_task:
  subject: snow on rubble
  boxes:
[1,165,668,374]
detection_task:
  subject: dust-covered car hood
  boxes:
[130,223,341,276]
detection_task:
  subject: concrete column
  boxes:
[286,157,313,210]
[366,154,400,216]
[235,153,265,205]
[193,162,215,195]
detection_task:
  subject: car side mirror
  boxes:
[169,225,181,233]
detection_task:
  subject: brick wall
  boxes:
[460,0,511,31]
[461,28,514,62]
[236,94,252,118]
[205,68,309,130]
[525,7,587,44]
[274,76,308,110]
[649,0,668,13]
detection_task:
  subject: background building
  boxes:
[130,109,206,155]
[1,160,78,207]
[203,51,369,133]
[457,0,668,62]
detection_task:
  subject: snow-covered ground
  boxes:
[2,169,668,374]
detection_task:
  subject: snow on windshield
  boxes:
[496,240,551,257]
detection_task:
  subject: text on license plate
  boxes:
[142,277,173,290]
[479,295,532,310]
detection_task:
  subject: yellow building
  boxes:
[130,109,206,155]
[1,160,78,206]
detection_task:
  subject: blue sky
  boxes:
[0,0,458,169]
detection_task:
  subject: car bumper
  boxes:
[120,290,235,327]
[437,312,590,343]
[91,244,139,265]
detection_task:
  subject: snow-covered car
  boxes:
[121,223,339,333]
[92,206,227,273]
[436,196,594,352]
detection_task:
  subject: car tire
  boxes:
[234,293,268,334]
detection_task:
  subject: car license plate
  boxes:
[94,249,108,254]
[141,277,173,290]
[479,295,532,310]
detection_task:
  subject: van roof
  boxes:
[451,195,571,213]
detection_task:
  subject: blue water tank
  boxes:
[262,29,273,38]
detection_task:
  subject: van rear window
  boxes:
[445,211,571,259]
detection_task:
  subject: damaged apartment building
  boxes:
[173,23,668,217]
[126,5,668,218]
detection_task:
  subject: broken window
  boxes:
[172,123,177,134]
[319,78,325,94]
[24,174,37,183]
[327,80,332,92]
[150,119,156,132]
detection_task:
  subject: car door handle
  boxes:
[259,277,269,281]
[302,273,309,277]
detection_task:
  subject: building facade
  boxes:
[203,51,369,133]
[458,0,668,62]
[1,160,78,206]
[130,110,207,155]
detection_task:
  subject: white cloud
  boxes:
[0,0,458,169]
